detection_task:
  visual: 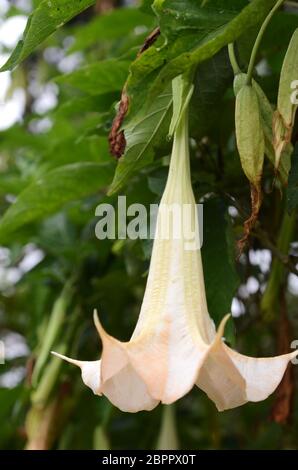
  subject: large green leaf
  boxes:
[126,0,276,118]
[0,162,114,242]
[190,48,233,139]
[70,7,154,52]
[110,49,234,195]
[56,60,130,95]
[53,93,118,118]
[0,0,96,72]
[108,87,172,195]
[202,197,239,341]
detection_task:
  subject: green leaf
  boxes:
[108,87,172,195]
[70,7,154,52]
[54,93,118,118]
[0,162,114,243]
[109,50,233,195]
[0,0,96,72]
[140,0,156,15]
[262,12,298,56]
[56,60,130,95]
[202,197,239,342]
[0,387,24,420]
[287,144,298,212]
[190,48,233,139]
[126,0,277,118]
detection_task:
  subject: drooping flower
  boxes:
[53,75,297,413]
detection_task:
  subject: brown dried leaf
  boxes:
[108,28,160,158]
[238,183,262,255]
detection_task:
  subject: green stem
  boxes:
[261,210,296,322]
[156,405,179,450]
[31,306,80,405]
[228,43,241,75]
[32,279,74,387]
[246,0,285,85]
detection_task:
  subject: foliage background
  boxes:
[0,0,298,450]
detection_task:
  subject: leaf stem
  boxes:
[228,43,241,75]
[246,0,285,85]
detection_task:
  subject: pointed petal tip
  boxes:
[93,308,105,336]
[93,308,118,344]
[216,313,231,341]
[93,308,100,325]
[51,351,82,367]
[51,350,65,360]
[52,351,102,396]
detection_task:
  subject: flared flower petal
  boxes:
[51,352,102,395]
[101,363,159,413]
[93,312,159,412]
[225,347,298,404]
[52,341,158,413]
[95,310,212,406]
[197,335,298,411]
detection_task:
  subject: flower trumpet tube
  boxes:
[53,76,297,413]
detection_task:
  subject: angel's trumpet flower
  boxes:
[53,76,297,413]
